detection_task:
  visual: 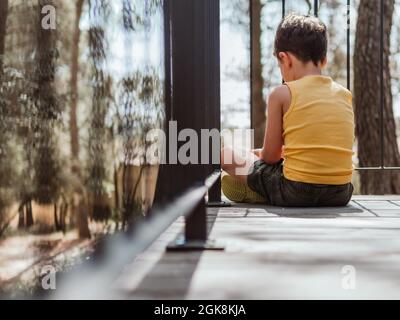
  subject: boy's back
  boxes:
[283,75,354,185]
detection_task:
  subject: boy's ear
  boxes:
[278,52,291,66]
[321,57,328,68]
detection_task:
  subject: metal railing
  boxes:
[54,170,222,299]
[254,0,400,171]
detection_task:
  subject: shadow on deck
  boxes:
[113,196,400,299]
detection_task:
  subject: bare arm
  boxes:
[260,85,290,164]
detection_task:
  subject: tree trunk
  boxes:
[87,0,111,222]
[60,203,67,233]
[33,0,61,204]
[70,0,85,167]
[69,0,90,238]
[354,0,400,194]
[0,0,8,72]
[54,203,60,231]
[250,0,266,148]
[77,195,90,239]
[18,204,25,229]
[114,164,119,209]
[0,1,8,224]
[25,200,34,227]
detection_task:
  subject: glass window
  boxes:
[0,0,164,297]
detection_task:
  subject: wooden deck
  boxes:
[113,196,400,299]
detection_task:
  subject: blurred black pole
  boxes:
[314,0,319,17]
[154,0,226,248]
[346,0,351,90]
[203,0,228,207]
[155,0,223,203]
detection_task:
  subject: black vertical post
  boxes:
[314,0,319,17]
[380,0,385,169]
[281,0,285,85]
[157,0,222,247]
[346,0,351,90]
[185,195,207,243]
[152,0,175,207]
[250,1,254,131]
[205,0,224,205]
[171,0,207,242]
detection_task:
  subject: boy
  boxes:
[221,14,355,207]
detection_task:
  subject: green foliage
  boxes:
[86,0,112,221]
[30,3,63,204]
[0,67,26,221]
[0,0,166,231]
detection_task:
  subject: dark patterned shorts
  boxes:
[247,159,354,207]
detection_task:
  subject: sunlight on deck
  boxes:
[113,196,400,300]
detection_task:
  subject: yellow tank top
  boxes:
[283,75,355,185]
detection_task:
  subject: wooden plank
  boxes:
[114,197,400,299]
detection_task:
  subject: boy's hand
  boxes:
[253,147,285,159]
[251,149,262,157]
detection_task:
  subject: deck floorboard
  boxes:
[114,197,400,299]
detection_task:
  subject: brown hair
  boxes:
[274,14,327,66]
